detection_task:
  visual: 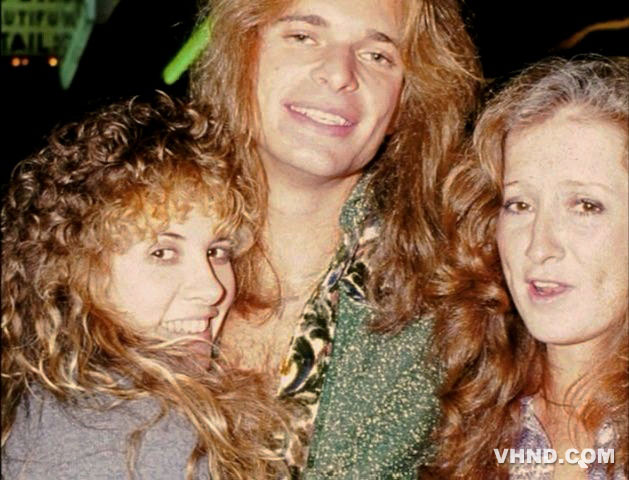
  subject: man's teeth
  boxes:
[160,319,208,334]
[291,106,351,126]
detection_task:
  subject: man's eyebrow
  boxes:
[276,14,328,27]
[274,15,399,47]
[366,28,399,47]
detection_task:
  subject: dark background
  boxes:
[3,0,628,184]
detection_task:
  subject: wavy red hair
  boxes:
[427,56,629,479]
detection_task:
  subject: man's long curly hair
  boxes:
[428,56,629,479]
[1,93,287,479]
[189,0,482,332]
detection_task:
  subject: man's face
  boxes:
[254,0,404,185]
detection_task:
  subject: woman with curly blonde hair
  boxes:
[429,56,628,479]
[1,93,287,479]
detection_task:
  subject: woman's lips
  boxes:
[155,317,217,368]
[527,279,573,303]
[285,103,356,137]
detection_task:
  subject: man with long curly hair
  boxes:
[189,0,481,476]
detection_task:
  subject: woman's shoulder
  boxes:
[2,385,208,479]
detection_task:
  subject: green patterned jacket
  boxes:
[278,175,441,479]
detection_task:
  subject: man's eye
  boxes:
[285,33,315,44]
[368,52,392,65]
[151,249,176,260]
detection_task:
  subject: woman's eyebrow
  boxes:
[211,235,233,243]
[157,232,185,240]
[561,179,615,193]
[504,179,617,193]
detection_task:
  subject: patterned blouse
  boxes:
[510,396,625,480]
[276,174,441,479]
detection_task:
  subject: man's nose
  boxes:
[311,45,359,93]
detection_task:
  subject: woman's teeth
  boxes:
[531,280,565,295]
[160,318,208,334]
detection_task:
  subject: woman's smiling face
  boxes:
[107,210,237,355]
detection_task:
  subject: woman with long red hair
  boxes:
[429,56,628,479]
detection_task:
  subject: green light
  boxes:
[59,0,96,89]
[162,16,212,85]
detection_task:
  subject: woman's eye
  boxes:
[208,246,232,262]
[503,200,532,214]
[151,248,176,260]
[574,198,604,215]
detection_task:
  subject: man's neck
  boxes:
[218,164,362,374]
[264,171,360,294]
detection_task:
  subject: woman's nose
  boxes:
[525,209,565,265]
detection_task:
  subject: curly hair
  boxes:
[428,56,629,479]
[189,0,482,332]
[1,92,287,479]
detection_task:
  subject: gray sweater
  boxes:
[2,386,209,479]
